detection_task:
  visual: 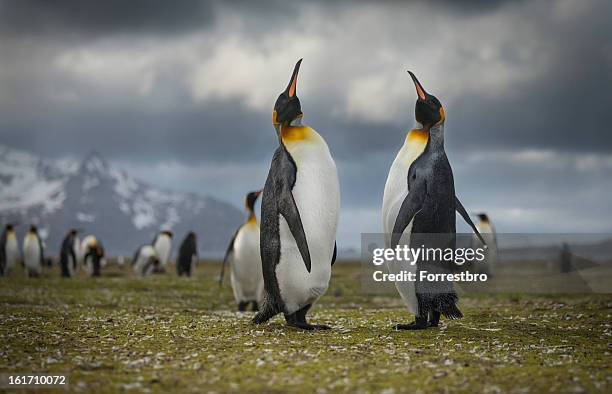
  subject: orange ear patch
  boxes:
[437,107,446,124]
[408,128,429,143]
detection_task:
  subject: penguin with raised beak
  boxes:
[253,60,340,330]
[383,71,485,329]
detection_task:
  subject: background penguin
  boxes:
[23,225,44,277]
[383,71,484,330]
[59,229,79,277]
[253,60,340,330]
[1,224,20,276]
[152,230,173,272]
[220,190,264,311]
[472,213,498,276]
[132,244,159,277]
[177,232,198,277]
[81,235,104,277]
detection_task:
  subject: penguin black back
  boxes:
[177,232,197,277]
[60,229,78,278]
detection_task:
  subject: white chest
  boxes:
[5,235,19,261]
[23,235,41,268]
[276,130,340,313]
[382,138,427,236]
[154,236,172,265]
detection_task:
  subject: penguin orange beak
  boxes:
[286,59,302,98]
[407,71,427,100]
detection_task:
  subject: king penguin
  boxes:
[472,213,497,277]
[60,229,79,278]
[23,225,44,277]
[0,224,20,276]
[132,244,159,277]
[152,230,173,272]
[220,190,264,311]
[81,235,104,277]
[177,232,198,277]
[382,71,484,330]
[253,59,340,330]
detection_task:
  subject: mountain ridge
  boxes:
[0,144,243,257]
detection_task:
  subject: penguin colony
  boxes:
[0,60,494,331]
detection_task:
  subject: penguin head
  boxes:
[5,224,14,232]
[161,230,173,238]
[477,213,490,222]
[69,228,78,236]
[245,190,262,211]
[273,59,303,133]
[408,71,445,128]
[187,231,196,241]
[29,225,38,234]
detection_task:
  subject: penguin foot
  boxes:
[287,322,315,330]
[428,311,440,328]
[287,322,331,331]
[394,316,428,330]
[394,322,428,330]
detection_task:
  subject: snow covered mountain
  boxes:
[0,145,243,257]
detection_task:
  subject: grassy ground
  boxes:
[0,262,610,393]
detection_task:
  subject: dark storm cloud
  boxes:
[0,0,611,245]
[0,0,214,37]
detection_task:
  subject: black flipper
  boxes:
[38,235,45,267]
[132,246,143,266]
[219,226,241,286]
[331,241,337,266]
[391,180,426,249]
[255,146,305,324]
[455,196,486,246]
[279,189,311,272]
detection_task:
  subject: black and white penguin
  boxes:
[472,213,497,276]
[23,225,44,277]
[253,60,340,330]
[0,224,20,276]
[132,244,159,277]
[152,230,173,272]
[81,235,104,277]
[220,190,264,311]
[59,229,79,278]
[177,232,198,277]
[382,71,484,330]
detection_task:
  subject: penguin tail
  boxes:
[252,294,281,324]
[441,303,463,320]
[428,292,463,320]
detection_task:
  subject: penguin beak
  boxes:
[407,71,427,100]
[286,59,302,98]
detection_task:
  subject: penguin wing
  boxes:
[278,189,312,272]
[391,179,426,249]
[132,245,144,266]
[275,146,312,272]
[38,236,45,265]
[455,196,487,246]
[331,241,337,266]
[219,226,241,286]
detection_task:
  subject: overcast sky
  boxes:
[1,0,611,248]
